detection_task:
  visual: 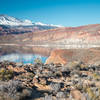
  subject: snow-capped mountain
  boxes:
[0,14,63,27]
[0,14,63,35]
[0,15,33,26]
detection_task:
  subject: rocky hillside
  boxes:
[0,24,100,45]
[31,24,100,45]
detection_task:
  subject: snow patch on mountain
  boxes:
[35,22,47,26]
[35,22,63,27]
[24,19,33,25]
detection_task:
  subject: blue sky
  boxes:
[0,0,100,26]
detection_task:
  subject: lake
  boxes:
[0,46,53,64]
[0,45,100,65]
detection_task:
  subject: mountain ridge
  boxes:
[0,14,63,27]
[0,14,63,35]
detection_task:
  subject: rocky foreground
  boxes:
[0,61,100,100]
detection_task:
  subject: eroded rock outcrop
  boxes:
[46,48,100,65]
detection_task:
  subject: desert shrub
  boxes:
[80,64,88,70]
[17,72,34,81]
[68,61,89,71]
[34,58,43,64]
[0,68,14,81]
[62,70,71,77]
[0,80,33,100]
[85,87,100,100]
[50,82,61,93]
[66,61,83,70]
[93,73,100,81]
[43,94,53,100]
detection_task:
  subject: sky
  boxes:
[0,0,100,26]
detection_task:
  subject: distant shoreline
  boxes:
[0,43,100,49]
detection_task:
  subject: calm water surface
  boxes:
[0,46,52,64]
[0,45,100,65]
